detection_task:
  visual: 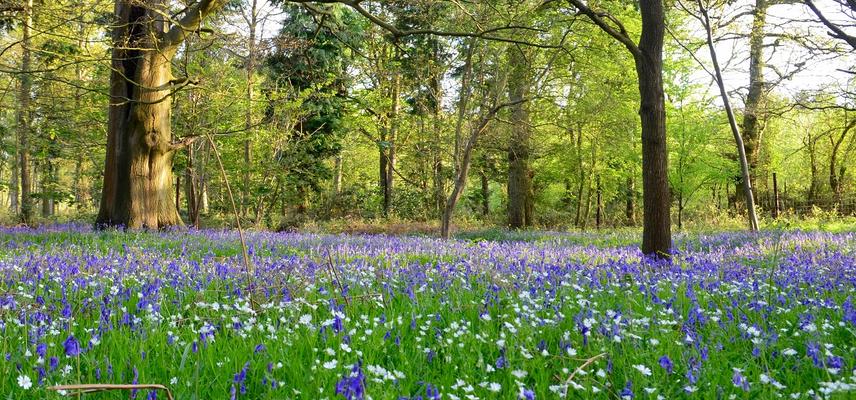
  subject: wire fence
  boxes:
[754,191,856,217]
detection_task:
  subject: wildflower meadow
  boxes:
[1,225,855,399]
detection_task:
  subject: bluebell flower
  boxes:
[335,360,365,400]
[131,366,139,399]
[658,355,673,374]
[425,383,440,400]
[620,380,633,399]
[63,335,80,357]
[732,369,749,391]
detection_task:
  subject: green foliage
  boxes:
[265,5,362,197]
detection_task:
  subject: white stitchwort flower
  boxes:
[633,364,652,376]
[17,374,32,390]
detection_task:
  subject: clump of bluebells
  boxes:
[1,225,856,399]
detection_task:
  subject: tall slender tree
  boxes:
[568,0,672,257]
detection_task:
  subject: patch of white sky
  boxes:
[678,0,854,107]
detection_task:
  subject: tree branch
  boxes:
[804,0,856,50]
[162,0,227,48]
[290,0,568,50]
[566,0,641,57]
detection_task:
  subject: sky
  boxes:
[686,0,854,105]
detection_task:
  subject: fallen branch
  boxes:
[47,384,174,400]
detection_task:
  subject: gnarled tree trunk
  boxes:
[97,0,222,228]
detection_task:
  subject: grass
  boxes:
[1,226,855,399]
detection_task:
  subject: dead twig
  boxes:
[325,252,351,308]
[47,384,174,400]
[563,352,607,386]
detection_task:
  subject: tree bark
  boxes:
[17,0,33,224]
[806,132,819,205]
[480,168,490,217]
[333,154,343,194]
[380,48,401,218]
[506,45,533,229]
[829,119,855,212]
[441,101,514,238]
[9,150,18,213]
[742,0,768,186]
[185,145,199,227]
[772,172,779,218]
[569,0,672,256]
[634,0,671,257]
[699,0,760,231]
[242,0,258,218]
[41,159,54,218]
[625,176,636,225]
[595,175,602,229]
[97,0,223,228]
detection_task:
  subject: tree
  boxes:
[568,0,672,257]
[506,44,534,229]
[696,0,760,231]
[96,0,225,228]
[804,0,856,50]
[265,4,356,217]
[16,0,32,223]
[742,0,768,184]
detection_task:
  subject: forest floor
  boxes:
[1,225,855,399]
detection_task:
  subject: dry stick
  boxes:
[203,132,256,309]
[47,384,174,400]
[326,252,351,308]
[563,352,607,386]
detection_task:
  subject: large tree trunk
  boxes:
[506,45,533,229]
[742,0,768,185]
[570,0,672,257]
[635,0,672,257]
[97,0,222,228]
[17,0,33,224]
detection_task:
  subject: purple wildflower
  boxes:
[335,360,366,400]
[658,355,673,374]
[63,335,80,357]
[620,381,633,399]
[731,369,749,391]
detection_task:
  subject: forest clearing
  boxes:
[1,0,856,398]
